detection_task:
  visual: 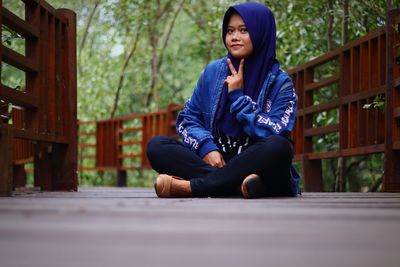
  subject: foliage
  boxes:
[363,94,385,112]
[2,0,399,189]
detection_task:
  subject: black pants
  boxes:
[146,135,294,197]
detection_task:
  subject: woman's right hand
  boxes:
[203,151,226,168]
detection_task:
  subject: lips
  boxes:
[231,44,242,49]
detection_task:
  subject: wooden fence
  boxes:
[79,9,400,192]
[0,0,77,196]
[289,9,400,192]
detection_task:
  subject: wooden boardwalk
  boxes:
[0,188,399,267]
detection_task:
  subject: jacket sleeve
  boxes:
[229,78,298,140]
[176,71,219,158]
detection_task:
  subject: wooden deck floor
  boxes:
[0,188,399,267]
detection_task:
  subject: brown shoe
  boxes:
[154,174,191,198]
[241,174,267,199]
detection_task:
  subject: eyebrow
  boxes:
[227,24,246,28]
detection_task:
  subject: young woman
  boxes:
[146,2,300,198]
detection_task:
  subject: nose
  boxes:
[231,30,240,40]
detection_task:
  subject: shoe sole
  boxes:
[243,175,267,199]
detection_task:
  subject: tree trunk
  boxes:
[326,0,334,51]
[78,0,101,75]
[341,0,349,45]
[335,157,346,192]
[145,0,185,109]
[110,24,142,118]
[387,0,392,10]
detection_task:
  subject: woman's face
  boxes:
[225,13,253,59]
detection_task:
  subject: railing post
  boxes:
[13,165,27,188]
[301,67,323,191]
[117,170,127,187]
[301,154,323,192]
[50,9,77,191]
[384,9,400,192]
[141,115,150,168]
[116,121,127,187]
[0,125,13,196]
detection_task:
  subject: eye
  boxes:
[226,28,234,34]
[240,28,248,33]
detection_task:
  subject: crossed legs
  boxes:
[146,135,293,198]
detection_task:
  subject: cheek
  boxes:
[245,37,254,53]
[225,35,230,46]
[244,36,252,47]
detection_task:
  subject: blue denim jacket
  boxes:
[176,57,300,195]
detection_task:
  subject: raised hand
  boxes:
[224,58,244,92]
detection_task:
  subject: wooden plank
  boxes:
[394,107,400,118]
[358,101,367,146]
[301,154,323,191]
[341,144,385,156]
[304,124,339,137]
[384,9,400,192]
[394,141,400,150]
[0,125,13,197]
[22,0,39,4]
[293,116,303,154]
[1,189,400,266]
[379,34,386,87]
[360,41,369,91]
[55,19,63,136]
[118,140,141,146]
[118,127,142,133]
[22,0,68,24]
[2,7,39,39]
[78,131,96,136]
[118,153,141,159]
[47,13,56,135]
[14,156,34,165]
[39,10,49,133]
[340,50,351,96]
[308,150,341,160]
[79,143,96,148]
[79,155,95,159]
[370,38,379,89]
[341,86,385,104]
[2,46,39,73]
[50,9,77,191]
[13,164,27,188]
[302,98,340,115]
[1,85,38,108]
[25,0,40,134]
[12,128,68,144]
[304,74,340,92]
[351,46,360,93]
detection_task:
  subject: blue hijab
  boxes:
[216,2,280,137]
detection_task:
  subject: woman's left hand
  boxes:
[224,58,244,92]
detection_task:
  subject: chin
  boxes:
[230,52,244,59]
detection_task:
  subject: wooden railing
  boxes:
[0,0,77,196]
[78,104,181,178]
[289,9,400,192]
[78,9,400,192]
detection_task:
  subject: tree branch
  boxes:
[342,0,349,45]
[145,0,186,108]
[326,0,334,51]
[110,23,142,118]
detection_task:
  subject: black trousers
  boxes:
[146,135,294,197]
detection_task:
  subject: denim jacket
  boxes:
[176,57,300,195]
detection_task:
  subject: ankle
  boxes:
[171,179,192,197]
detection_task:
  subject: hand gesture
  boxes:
[224,58,244,92]
[203,150,226,168]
